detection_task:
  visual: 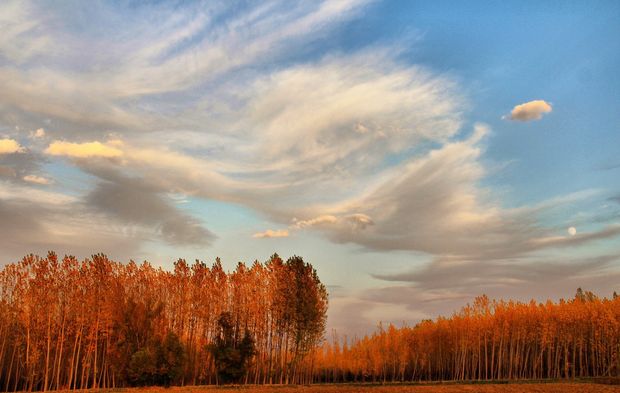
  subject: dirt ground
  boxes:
[107,381,619,393]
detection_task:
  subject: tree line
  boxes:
[312,289,620,383]
[1,252,619,391]
[0,252,327,391]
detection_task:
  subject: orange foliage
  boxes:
[0,252,327,391]
[310,292,620,383]
[1,251,618,391]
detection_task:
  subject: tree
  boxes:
[155,332,185,386]
[127,349,156,386]
[209,312,255,384]
[282,256,328,383]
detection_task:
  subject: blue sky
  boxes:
[0,0,619,335]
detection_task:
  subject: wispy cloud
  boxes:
[293,215,338,229]
[0,0,618,336]
[0,1,51,63]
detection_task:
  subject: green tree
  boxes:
[128,349,156,386]
[155,332,186,386]
[209,312,255,384]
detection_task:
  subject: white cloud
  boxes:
[0,138,23,154]
[237,52,462,176]
[0,181,76,205]
[0,1,371,135]
[30,128,45,139]
[293,215,338,228]
[0,1,51,63]
[290,213,373,232]
[506,100,552,121]
[300,125,514,257]
[252,229,289,238]
[23,174,51,185]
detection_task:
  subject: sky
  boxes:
[0,0,619,336]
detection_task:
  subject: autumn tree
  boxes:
[0,252,328,391]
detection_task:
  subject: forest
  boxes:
[313,289,620,383]
[0,253,327,390]
[0,253,619,392]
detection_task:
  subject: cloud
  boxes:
[1,0,618,338]
[252,229,289,238]
[23,174,50,185]
[282,124,620,260]
[45,141,122,158]
[29,128,45,139]
[506,99,552,121]
[345,213,374,229]
[84,170,215,246]
[83,51,464,235]
[300,125,530,257]
[293,215,338,229]
[0,1,51,63]
[360,253,620,323]
[530,225,620,248]
[0,149,46,184]
[373,254,616,288]
[0,166,16,178]
[327,295,427,337]
[234,52,462,179]
[0,138,23,154]
[290,213,373,233]
[0,1,370,137]
[0,181,141,263]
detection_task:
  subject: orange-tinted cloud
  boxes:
[507,100,552,121]
[0,139,23,154]
[252,229,289,238]
[45,141,122,158]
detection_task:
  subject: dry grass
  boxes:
[96,382,619,393]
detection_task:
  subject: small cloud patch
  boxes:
[0,139,24,154]
[30,128,46,139]
[505,100,552,122]
[293,215,338,229]
[252,229,289,238]
[45,140,122,158]
[23,174,51,185]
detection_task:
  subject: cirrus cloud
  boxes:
[1,0,618,338]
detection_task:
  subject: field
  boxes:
[83,382,620,393]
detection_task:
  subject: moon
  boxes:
[568,226,577,236]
